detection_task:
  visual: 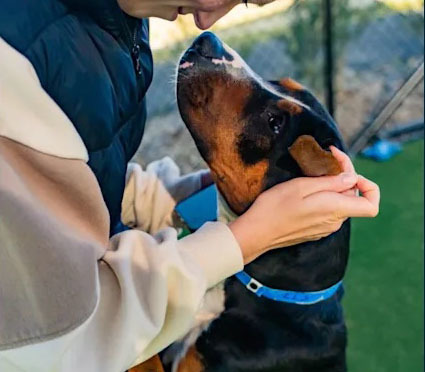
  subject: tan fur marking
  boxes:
[176,346,204,372]
[185,74,269,214]
[277,99,303,115]
[210,154,268,215]
[129,355,165,372]
[288,135,342,177]
[280,77,304,92]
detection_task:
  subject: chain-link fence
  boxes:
[135,0,424,172]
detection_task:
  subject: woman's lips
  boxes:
[171,9,179,20]
[194,12,207,30]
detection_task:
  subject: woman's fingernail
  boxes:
[341,172,357,185]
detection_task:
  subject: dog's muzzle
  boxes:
[179,32,234,68]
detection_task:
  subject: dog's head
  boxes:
[177,32,345,215]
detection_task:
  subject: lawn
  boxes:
[345,139,424,372]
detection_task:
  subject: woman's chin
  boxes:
[167,9,179,21]
[194,13,213,30]
[155,8,179,21]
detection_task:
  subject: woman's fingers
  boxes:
[341,187,358,197]
[332,176,379,218]
[356,175,380,212]
[338,195,379,218]
[288,172,358,198]
[309,175,379,218]
[330,146,355,173]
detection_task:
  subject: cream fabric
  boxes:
[0,38,88,161]
[0,139,102,350]
[122,158,207,234]
[0,39,244,371]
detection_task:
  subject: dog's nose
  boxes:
[193,32,224,59]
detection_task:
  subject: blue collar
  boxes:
[235,271,342,305]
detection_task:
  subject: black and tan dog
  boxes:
[132,32,350,372]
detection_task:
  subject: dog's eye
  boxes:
[268,114,285,135]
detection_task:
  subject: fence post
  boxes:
[323,0,335,117]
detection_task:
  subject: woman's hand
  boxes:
[229,147,380,264]
[117,0,276,29]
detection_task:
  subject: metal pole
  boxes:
[324,0,335,117]
[348,61,424,156]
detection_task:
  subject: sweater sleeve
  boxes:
[0,37,243,371]
[121,158,209,234]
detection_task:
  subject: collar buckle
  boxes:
[246,277,263,294]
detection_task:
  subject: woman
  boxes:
[0,1,379,371]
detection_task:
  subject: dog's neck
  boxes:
[219,191,350,293]
[244,221,350,292]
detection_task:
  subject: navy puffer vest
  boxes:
[0,0,153,235]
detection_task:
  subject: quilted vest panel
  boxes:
[0,0,153,235]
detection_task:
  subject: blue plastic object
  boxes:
[174,184,219,230]
[361,139,402,161]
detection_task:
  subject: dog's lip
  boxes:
[179,48,198,66]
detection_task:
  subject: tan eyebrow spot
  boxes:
[277,99,303,115]
[279,77,304,92]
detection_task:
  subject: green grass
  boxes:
[345,140,424,372]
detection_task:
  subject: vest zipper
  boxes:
[131,26,142,77]
[118,11,143,77]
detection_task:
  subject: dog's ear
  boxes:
[289,135,342,177]
[279,77,304,92]
[269,78,305,95]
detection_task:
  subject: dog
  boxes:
[132,31,350,372]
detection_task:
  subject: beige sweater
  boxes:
[0,38,243,372]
